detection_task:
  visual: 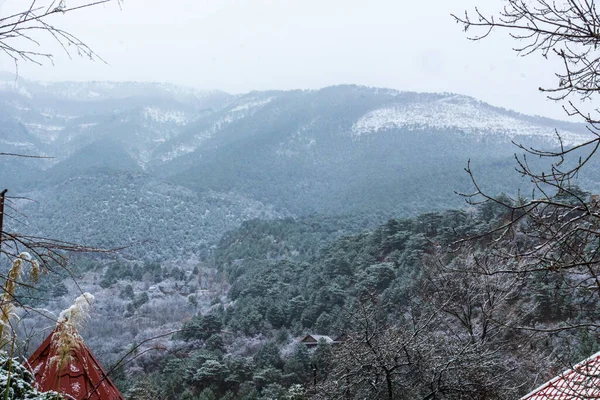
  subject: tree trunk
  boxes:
[0,189,6,251]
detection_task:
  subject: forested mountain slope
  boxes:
[123,201,598,399]
[1,75,597,259]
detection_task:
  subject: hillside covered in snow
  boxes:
[0,75,596,258]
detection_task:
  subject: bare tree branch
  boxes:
[0,0,121,69]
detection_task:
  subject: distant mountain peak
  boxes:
[0,73,229,103]
[0,71,17,82]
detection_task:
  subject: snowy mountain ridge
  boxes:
[351,94,590,145]
[0,72,226,103]
[2,78,599,262]
[1,75,590,157]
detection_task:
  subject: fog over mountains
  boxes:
[1,73,595,259]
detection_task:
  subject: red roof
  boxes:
[27,328,124,400]
[522,351,600,399]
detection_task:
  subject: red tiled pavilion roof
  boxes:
[27,328,124,400]
[522,351,600,399]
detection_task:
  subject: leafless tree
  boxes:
[0,0,121,71]
[450,2,600,396]
[452,0,600,190]
[452,0,600,317]
[453,1,600,102]
[312,304,528,400]
[0,0,124,259]
[452,0,600,194]
[0,0,122,350]
[312,253,541,400]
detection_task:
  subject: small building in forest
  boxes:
[300,334,340,347]
[27,327,124,400]
[521,350,600,399]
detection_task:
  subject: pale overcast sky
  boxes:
[0,0,576,119]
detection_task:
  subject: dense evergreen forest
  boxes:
[104,192,599,400]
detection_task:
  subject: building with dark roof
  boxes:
[300,334,341,347]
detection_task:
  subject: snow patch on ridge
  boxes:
[230,97,273,112]
[78,123,97,129]
[158,97,275,162]
[24,123,64,132]
[160,144,199,162]
[0,139,35,148]
[352,95,590,146]
[143,107,188,125]
[158,116,227,162]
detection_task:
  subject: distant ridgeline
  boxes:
[1,75,598,259]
